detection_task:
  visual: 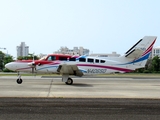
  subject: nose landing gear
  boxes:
[17,72,23,84]
[17,78,22,84]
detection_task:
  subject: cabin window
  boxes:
[95,59,99,63]
[69,58,76,61]
[59,57,68,61]
[79,58,86,62]
[100,60,105,63]
[47,56,56,61]
[87,58,94,63]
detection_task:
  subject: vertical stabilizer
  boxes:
[125,36,157,68]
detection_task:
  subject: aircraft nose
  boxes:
[5,63,12,70]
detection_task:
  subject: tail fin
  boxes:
[125,36,157,59]
[125,36,157,68]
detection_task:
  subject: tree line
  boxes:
[135,56,160,73]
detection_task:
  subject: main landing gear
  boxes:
[62,75,73,85]
[65,77,73,85]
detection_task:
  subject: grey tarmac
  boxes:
[0,76,160,98]
[0,98,160,120]
[0,76,160,120]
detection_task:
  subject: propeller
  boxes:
[31,63,36,74]
[32,53,37,75]
[28,53,37,75]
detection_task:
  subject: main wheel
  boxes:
[17,78,22,84]
[65,77,73,85]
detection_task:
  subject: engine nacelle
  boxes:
[28,62,36,67]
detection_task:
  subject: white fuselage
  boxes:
[5,56,138,75]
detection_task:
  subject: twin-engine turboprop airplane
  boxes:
[5,36,157,85]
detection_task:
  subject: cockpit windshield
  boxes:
[47,56,56,61]
[39,56,47,60]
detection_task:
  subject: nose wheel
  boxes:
[17,72,23,84]
[17,78,23,84]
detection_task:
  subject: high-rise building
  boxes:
[54,46,90,55]
[17,42,29,57]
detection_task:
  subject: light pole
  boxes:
[0,47,8,55]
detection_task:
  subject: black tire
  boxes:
[17,78,22,84]
[65,77,73,85]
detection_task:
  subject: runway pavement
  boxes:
[0,75,160,98]
[0,76,160,119]
[0,98,160,120]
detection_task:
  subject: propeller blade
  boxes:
[32,67,34,74]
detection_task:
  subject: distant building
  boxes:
[90,52,120,57]
[17,42,29,57]
[54,46,90,56]
[151,46,160,58]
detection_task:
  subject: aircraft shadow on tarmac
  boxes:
[51,83,93,87]
[30,82,93,87]
[70,83,93,87]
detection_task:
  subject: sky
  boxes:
[0,0,160,58]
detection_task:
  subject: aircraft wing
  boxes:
[57,64,83,77]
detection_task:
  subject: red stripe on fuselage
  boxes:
[77,64,133,72]
[14,60,60,65]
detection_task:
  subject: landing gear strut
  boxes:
[17,72,23,84]
[65,77,73,85]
